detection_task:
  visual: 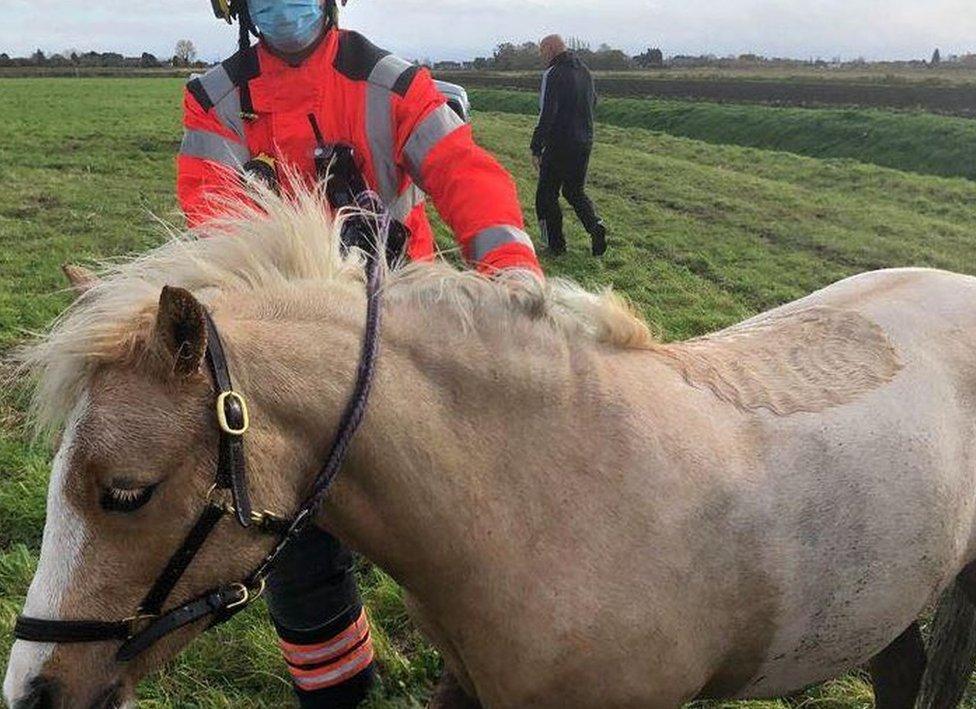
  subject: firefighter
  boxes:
[177,1,541,706]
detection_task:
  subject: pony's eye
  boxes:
[100,484,157,513]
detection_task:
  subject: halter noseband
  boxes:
[14,220,386,662]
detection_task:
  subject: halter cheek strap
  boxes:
[205,310,253,527]
[14,210,387,661]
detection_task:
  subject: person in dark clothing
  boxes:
[532,34,607,257]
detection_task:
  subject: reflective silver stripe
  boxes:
[199,64,235,106]
[365,54,417,206]
[469,225,536,264]
[403,104,465,187]
[179,129,250,168]
[368,54,413,89]
[213,90,245,140]
[192,63,245,140]
[366,83,398,204]
[390,184,426,222]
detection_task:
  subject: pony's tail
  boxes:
[917,573,976,707]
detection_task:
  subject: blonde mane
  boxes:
[13,184,656,437]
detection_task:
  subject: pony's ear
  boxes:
[152,286,208,378]
[62,264,98,295]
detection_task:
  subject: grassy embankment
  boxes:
[1,78,976,706]
[469,88,976,180]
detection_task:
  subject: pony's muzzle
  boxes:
[13,675,60,709]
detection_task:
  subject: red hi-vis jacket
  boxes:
[177,30,541,275]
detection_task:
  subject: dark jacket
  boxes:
[530,51,596,156]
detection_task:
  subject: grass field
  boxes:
[2,77,976,706]
[469,88,976,181]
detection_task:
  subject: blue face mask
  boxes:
[248,0,325,54]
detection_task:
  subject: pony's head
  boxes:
[2,188,364,708]
[3,282,318,707]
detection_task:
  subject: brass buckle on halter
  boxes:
[123,612,158,635]
[206,484,284,530]
[216,391,250,435]
[225,578,266,611]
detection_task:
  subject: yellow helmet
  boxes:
[210,0,235,23]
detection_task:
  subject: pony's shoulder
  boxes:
[658,306,902,415]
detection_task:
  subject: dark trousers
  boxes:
[535,141,601,249]
[267,524,373,708]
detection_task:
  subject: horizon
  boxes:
[2,0,975,65]
[4,44,966,65]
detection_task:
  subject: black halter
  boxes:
[14,223,386,662]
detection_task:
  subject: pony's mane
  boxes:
[13,184,656,437]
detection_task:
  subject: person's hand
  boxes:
[532,154,541,172]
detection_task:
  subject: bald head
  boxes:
[540,35,567,64]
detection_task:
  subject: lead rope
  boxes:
[245,203,388,586]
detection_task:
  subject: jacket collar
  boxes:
[258,24,335,71]
[547,50,573,69]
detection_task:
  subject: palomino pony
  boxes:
[5,188,976,708]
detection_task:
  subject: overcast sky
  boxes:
[3,0,975,63]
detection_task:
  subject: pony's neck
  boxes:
[322,291,573,586]
[230,284,597,597]
[231,284,638,623]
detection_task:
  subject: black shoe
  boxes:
[590,222,608,257]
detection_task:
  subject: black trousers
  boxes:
[266,524,360,636]
[535,141,601,249]
[266,524,372,708]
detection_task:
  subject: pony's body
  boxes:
[5,191,976,707]
[308,267,976,706]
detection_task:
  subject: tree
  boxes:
[492,42,539,70]
[931,48,942,66]
[100,52,124,67]
[140,52,161,68]
[567,37,590,53]
[31,49,46,66]
[634,48,664,68]
[174,39,197,66]
[600,50,631,70]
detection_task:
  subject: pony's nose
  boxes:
[13,676,60,709]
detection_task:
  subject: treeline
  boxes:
[431,39,646,72]
[0,41,205,70]
[430,39,976,73]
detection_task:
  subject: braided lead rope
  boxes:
[248,200,389,583]
[308,198,387,504]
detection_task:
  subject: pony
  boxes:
[6,186,976,707]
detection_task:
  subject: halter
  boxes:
[14,219,386,662]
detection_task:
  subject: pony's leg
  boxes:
[918,565,976,709]
[402,592,483,709]
[868,622,926,709]
[428,671,483,709]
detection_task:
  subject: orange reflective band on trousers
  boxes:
[278,609,374,690]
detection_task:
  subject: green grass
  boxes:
[470,88,976,181]
[2,77,976,706]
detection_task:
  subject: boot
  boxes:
[590,221,608,257]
